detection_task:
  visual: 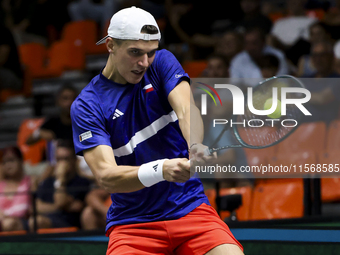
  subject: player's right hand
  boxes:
[162,158,190,183]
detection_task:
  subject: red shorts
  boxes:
[106,203,243,255]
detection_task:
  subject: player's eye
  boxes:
[130,49,140,55]
[147,50,156,58]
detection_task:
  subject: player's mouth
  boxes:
[131,70,145,76]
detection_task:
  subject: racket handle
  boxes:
[188,147,211,163]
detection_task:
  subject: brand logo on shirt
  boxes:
[143,84,154,93]
[153,164,158,172]
[112,109,124,120]
[79,131,92,142]
[175,74,183,78]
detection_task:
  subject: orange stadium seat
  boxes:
[62,20,107,55]
[182,61,207,78]
[277,122,326,155]
[244,147,277,166]
[249,179,304,220]
[326,120,340,152]
[205,188,217,209]
[48,40,85,72]
[267,150,317,178]
[205,186,252,221]
[319,151,340,202]
[0,89,22,103]
[17,118,46,165]
[18,43,47,78]
[18,43,62,78]
[322,177,340,203]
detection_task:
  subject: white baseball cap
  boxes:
[96,6,161,45]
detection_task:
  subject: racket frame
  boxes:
[209,75,307,153]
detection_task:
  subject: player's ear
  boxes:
[106,37,115,54]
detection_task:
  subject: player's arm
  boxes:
[84,145,190,193]
[168,80,212,161]
[168,80,203,148]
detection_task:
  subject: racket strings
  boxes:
[235,77,305,147]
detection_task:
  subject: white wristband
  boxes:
[138,159,167,187]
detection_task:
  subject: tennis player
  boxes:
[71,7,244,255]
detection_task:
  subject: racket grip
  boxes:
[188,147,211,163]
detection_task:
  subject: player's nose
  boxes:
[138,54,149,68]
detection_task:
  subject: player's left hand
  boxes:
[189,143,216,164]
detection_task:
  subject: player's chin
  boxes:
[128,71,145,84]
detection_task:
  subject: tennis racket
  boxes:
[201,75,308,155]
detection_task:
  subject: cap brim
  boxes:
[96,35,109,45]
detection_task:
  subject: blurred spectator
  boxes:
[26,84,77,146]
[270,0,316,48]
[214,31,244,64]
[302,40,340,124]
[68,0,118,30]
[165,1,240,59]
[323,0,340,26]
[308,40,338,78]
[269,0,317,64]
[25,84,93,180]
[297,21,333,77]
[1,0,70,45]
[0,150,3,181]
[231,0,272,34]
[28,140,91,230]
[81,188,110,230]
[0,147,31,232]
[0,0,44,44]
[333,39,340,74]
[229,27,288,81]
[258,54,280,78]
[0,23,23,91]
[202,54,229,78]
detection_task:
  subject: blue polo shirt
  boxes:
[71,49,209,232]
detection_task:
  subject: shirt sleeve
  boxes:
[152,49,190,97]
[71,95,112,156]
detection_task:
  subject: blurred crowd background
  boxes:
[1,0,340,234]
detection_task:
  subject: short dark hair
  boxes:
[140,25,159,35]
[207,54,230,67]
[1,146,23,161]
[259,54,280,70]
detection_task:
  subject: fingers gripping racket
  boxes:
[202,75,307,155]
